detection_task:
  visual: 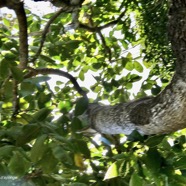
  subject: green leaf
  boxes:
[71,117,83,133]
[92,63,102,69]
[30,21,40,32]
[0,146,15,158]
[30,134,48,162]
[129,173,143,186]
[143,148,162,173]
[173,156,186,169]
[39,151,58,173]
[145,135,165,147]
[134,61,143,73]
[25,76,51,83]
[129,74,142,82]
[0,59,9,79]
[31,108,51,122]
[51,145,73,165]
[58,100,72,113]
[16,124,41,146]
[71,183,87,186]
[3,18,10,27]
[20,82,35,97]
[39,55,55,64]
[38,93,52,108]
[8,151,30,176]
[74,97,89,116]
[79,70,85,81]
[104,162,119,180]
[10,66,23,82]
[125,61,134,71]
[72,139,90,158]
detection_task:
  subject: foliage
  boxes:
[0,0,185,185]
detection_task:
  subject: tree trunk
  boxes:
[87,0,186,135]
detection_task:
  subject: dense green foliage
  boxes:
[0,0,185,185]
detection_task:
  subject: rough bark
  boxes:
[87,0,186,135]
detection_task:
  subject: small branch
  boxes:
[79,9,126,32]
[99,10,126,30]
[25,68,87,98]
[31,8,65,63]
[12,80,20,118]
[97,30,112,61]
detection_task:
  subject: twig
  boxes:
[12,80,19,118]
[97,30,112,61]
[24,68,87,98]
[79,9,126,32]
[31,8,65,63]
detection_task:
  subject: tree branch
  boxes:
[31,8,65,63]
[12,80,19,118]
[85,0,186,135]
[79,9,126,32]
[0,0,29,69]
[25,68,87,98]
[14,2,28,69]
[97,30,112,61]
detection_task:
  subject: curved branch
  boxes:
[0,0,28,69]
[25,68,87,98]
[31,8,65,63]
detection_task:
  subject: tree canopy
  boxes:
[1,0,186,185]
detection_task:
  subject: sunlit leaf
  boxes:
[74,153,86,170]
[134,61,143,73]
[104,162,119,180]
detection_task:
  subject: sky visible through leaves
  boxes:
[0,0,154,104]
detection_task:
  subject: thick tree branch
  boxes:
[0,0,29,69]
[25,68,87,98]
[14,2,28,69]
[0,0,29,117]
[168,0,186,78]
[85,0,186,135]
